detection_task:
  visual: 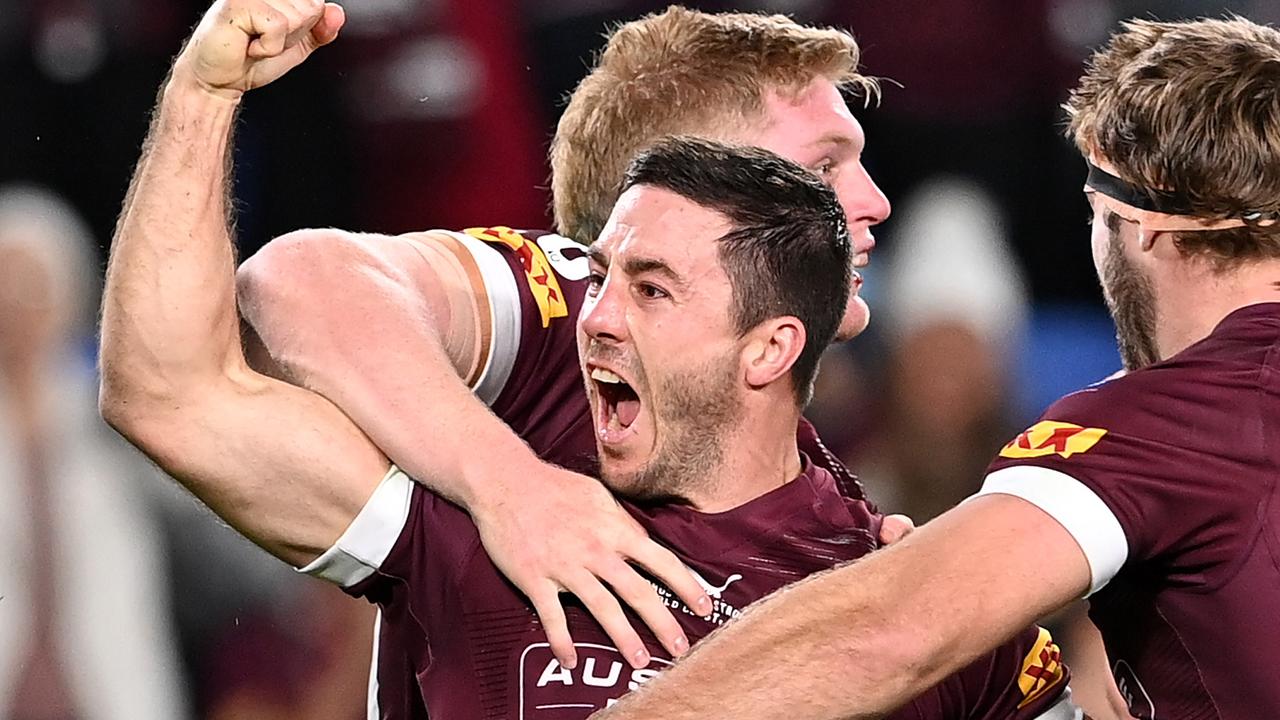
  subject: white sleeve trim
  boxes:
[366,609,383,720]
[443,231,522,406]
[976,466,1129,595]
[298,467,414,587]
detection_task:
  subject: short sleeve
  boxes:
[444,227,597,472]
[975,465,1128,595]
[977,366,1266,593]
[297,467,414,588]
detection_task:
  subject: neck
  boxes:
[1155,257,1280,360]
[683,392,803,513]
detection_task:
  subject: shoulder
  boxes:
[1013,349,1265,459]
[455,227,589,284]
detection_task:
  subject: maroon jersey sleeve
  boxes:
[901,626,1076,720]
[297,469,485,718]
[295,468,469,603]
[976,351,1268,594]
[438,226,596,472]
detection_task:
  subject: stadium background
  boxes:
[2,0,1276,718]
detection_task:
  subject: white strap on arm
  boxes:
[298,467,414,587]
[975,466,1129,595]
[444,231,522,406]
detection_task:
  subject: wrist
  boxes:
[165,59,246,107]
[455,430,546,516]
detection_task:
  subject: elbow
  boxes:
[99,383,143,442]
[98,365,177,446]
[869,623,944,695]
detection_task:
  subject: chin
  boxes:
[833,297,871,342]
[598,459,677,503]
[598,466,646,499]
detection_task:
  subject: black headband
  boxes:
[1085,161,1276,222]
[1084,162,1198,216]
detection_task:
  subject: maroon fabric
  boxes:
[987,302,1280,720]
[481,229,598,477]
[353,460,1066,718]
[352,229,1066,717]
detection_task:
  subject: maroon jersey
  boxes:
[979,302,1280,720]
[309,460,1072,719]
[300,227,1070,718]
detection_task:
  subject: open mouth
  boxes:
[590,367,642,438]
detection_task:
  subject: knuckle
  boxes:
[262,8,288,28]
[580,540,610,562]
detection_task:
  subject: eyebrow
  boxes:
[587,246,609,266]
[809,132,861,154]
[623,257,687,289]
[587,247,687,290]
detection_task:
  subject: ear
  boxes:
[742,316,806,391]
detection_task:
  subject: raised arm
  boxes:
[594,493,1092,719]
[233,213,714,669]
[98,0,387,567]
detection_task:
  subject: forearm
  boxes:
[598,496,1090,719]
[596,554,929,719]
[101,47,387,564]
[101,71,242,403]
[294,339,542,511]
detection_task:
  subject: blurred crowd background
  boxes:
[3,0,1278,718]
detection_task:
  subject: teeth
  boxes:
[591,368,625,384]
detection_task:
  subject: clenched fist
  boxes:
[174,0,344,98]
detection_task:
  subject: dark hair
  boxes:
[620,136,851,405]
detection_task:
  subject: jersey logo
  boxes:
[534,233,590,281]
[465,226,569,327]
[999,421,1107,460]
[689,570,743,600]
[1017,627,1066,708]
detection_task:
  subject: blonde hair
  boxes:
[550,5,875,244]
[1066,17,1280,267]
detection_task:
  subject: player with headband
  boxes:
[598,16,1280,720]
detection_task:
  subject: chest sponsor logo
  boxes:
[519,642,672,718]
[1113,660,1156,719]
[999,421,1107,460]
[1017,627,1066,708]
[651,570,745,626]
[465,226,569,327]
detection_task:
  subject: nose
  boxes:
[841,163,892,236]
[578,274,629,344]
